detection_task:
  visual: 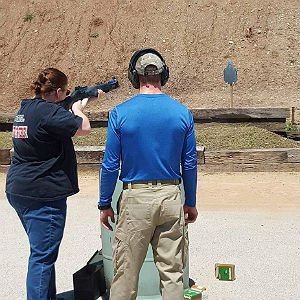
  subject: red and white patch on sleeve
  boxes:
[12,126,28,138]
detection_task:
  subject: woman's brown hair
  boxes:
[31,68,68,97]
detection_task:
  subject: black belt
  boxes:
[123,179,180,190]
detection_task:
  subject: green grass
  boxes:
[0,132,12,149]
[73,127,107,146]
[89,32,99,38]
[285,121,300,132]
[1,124,298,150]
[23,12,34,22]
[194,123,299,151]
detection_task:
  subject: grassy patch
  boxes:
[195,123,299,150]
[89,32,99,38]
[23,12,34,22]
[285,121,300,132]
[0,131,12,149]
[0,124,298,150]
[73,127,107,146]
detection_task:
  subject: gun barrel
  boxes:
[58,78,119,110]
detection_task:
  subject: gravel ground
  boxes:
[0,171,299,300]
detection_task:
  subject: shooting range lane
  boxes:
[0,171,299,299]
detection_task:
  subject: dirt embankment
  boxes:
[0,0,299,113]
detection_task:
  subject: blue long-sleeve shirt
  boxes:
[100,93,197,207]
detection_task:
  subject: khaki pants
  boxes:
[109,184,186,300]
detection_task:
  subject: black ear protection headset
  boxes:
[128,48,169,89]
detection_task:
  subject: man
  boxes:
[99,48,198,300]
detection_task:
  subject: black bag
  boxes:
[73,250,106,300]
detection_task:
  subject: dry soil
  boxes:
[0,0,299,114]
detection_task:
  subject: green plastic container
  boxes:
[184,288,202,300]
[101,179,189,299]
[215,263,236,281]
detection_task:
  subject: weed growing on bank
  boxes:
[23,12,34,22]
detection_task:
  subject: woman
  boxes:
[5,68,93,300]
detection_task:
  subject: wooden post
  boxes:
[230,84,233,108]
[291,107,295,124]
